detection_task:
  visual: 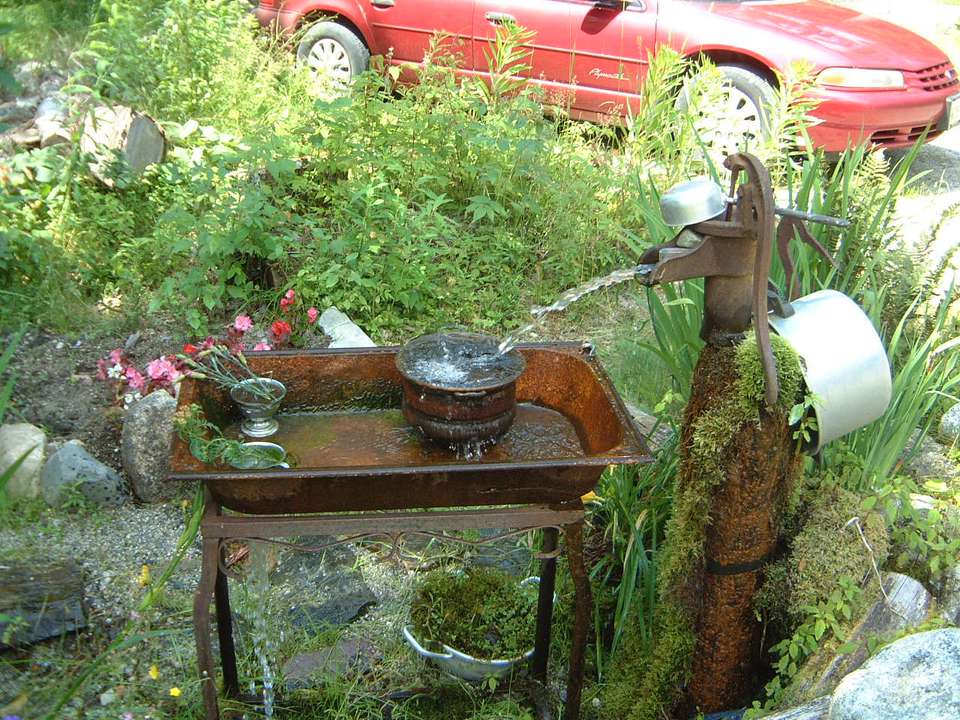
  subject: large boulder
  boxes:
[0,423,46,499]
[829,628,960,720]
[940,563,960,626]
[121,390,177,502]
[41,441,128,507]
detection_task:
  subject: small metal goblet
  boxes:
[230,378,287,438]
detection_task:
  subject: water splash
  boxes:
[497,264,657,355]
[398,333,524,389]
[244,540,276,718]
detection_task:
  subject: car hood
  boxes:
[683,0,949,72]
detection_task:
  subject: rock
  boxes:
[0,97,40,125]
[34,94,70,147]
[0,560,86,646]
[805,573,932,698]
[940,402,960,443]
[319,307,375,348]
[625,402,674,453]
[0,125,40,150]
[281,636,379,690]
[121,391,177,502]
[940,564,960,626]
[903,429,957,480]
[0,423,46,499]
[80,105,166,187]
[829,628,960,720]
[40,441,128,507]
[765,697,829,720]
[272,539,378,629]
[786,572,933,703]
[12,61,45,95]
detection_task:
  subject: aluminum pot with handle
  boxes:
[769,289,891,453]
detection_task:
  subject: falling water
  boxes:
[245,540,276,718]
[497,264,657,355]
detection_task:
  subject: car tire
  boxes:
[296,21,370,86]
[677,63,777,153]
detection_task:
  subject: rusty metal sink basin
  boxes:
[168,343,650,514]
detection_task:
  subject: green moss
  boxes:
[603,333,803,720]
[755,482,888,637]
[410,567,538,660]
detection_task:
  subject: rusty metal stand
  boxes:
[193,496,591,720]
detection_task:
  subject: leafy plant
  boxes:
[174,403,284,467]
[410,566,538,660]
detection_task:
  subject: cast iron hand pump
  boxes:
[636,152,838,406]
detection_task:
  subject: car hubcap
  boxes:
[306,38,353,86]
[692,85,765,158]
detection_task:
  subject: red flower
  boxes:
[271,320,292,343]
[183,343,198,355]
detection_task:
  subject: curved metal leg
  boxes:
[195,537,221,720]
[563,521,591,720]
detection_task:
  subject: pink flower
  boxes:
[252,342,272,352]
[233,315,253,333]
[307,307,319,324]
[108,348,124,365]
[125,367,147,391]
[146,358,182,385]
[279,289,297,312]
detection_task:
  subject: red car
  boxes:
[255,0,960,152]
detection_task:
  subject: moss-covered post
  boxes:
[607,153,807,718]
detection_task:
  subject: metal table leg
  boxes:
[563,520,591,720]
[194,535,221,720]
[214,542,240,698]
[532,526,559,682]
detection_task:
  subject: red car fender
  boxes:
[679,43,781,85]
[264,0,375,49]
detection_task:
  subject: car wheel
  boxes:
[296,21,370,88]
[677,64,777,157]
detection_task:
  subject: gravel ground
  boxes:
[0,501,198,627]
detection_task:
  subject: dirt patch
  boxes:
[5,328,182,469]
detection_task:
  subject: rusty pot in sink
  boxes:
[396,332,526,445]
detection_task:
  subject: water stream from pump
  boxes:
[497,264,657,355]
[244,540,276,718]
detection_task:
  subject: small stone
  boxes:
[829,628,960,720]
[0,97,39,125]
[0,423,46,499]
[1,125,40,149]
[319,307,375,348]
[940,403,960,443]
[40,441,128,507]
[281,637,379,690]
[12,61,45,95]
[121,391,176,502]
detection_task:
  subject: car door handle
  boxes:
[371,0,395,7]
[485,11,516,24]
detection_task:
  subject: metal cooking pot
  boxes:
[769,290,891,453]
[659,178,728,227]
